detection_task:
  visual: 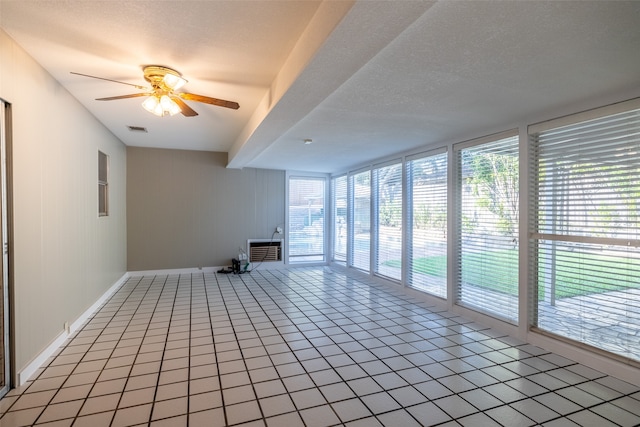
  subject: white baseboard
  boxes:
[17,331,67,387]
[17,272,130,385]
[17,264,292,386]
[127,264,291,276]
[127,266,224,277]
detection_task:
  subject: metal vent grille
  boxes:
[248,239,283,262]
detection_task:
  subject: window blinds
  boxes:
[332,175,347,263]
[456,135,519,323]
[349,170,371,272]
[530,105,640,362]
[288,177,325,262]
[373,162,403,281]
[407,150,448,298]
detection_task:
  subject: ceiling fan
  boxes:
[71,65,239,117]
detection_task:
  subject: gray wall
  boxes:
[127,147,285,271]
[1,29,127,373]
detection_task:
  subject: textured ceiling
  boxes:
[0,0,326,152]
[2,1,640,173]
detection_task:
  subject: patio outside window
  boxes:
[529,102,640,362]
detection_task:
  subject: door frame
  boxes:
[0,99,13,398]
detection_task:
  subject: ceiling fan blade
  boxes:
[95,93,150,101]
[178,92,239,110]
[71,72,148,90]
[171,96,199,117]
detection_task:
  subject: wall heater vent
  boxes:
[247,239,283,265]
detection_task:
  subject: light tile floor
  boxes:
[1,267,639,426]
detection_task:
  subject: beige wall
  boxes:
[0,29,127,373]
[127,147,285,271]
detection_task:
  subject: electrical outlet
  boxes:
[276,226,283,234]
[64,322,70,334]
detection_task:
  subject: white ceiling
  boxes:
[2,0,640,174]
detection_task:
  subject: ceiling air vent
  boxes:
[127,125,148,133]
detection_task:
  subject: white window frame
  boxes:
[285,172,329,265]
[528,98,640,363]
[372,159,403,282]
[406,147,448,298]
[98,150,109,217]
[331,174,348,264]
[347,166,372,272]
[453,130,520,323]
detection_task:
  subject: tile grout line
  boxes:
[1,275,146,425]
[104,274,168,427]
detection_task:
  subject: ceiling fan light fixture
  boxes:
[161,95,182,116]
[142,94,181,117]
[142,95,163,116]
[163,73,187,90]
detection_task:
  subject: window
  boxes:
[407,150,447,297]
[530,101,640,362]
[332,175,347,263]
[456,133,519,323]
[288,177,325,263]
[373,161,402,281]
[98,150,109,216]
[349,170,370,272]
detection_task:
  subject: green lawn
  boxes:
[387,249,640,299]
[538,249,640,298]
